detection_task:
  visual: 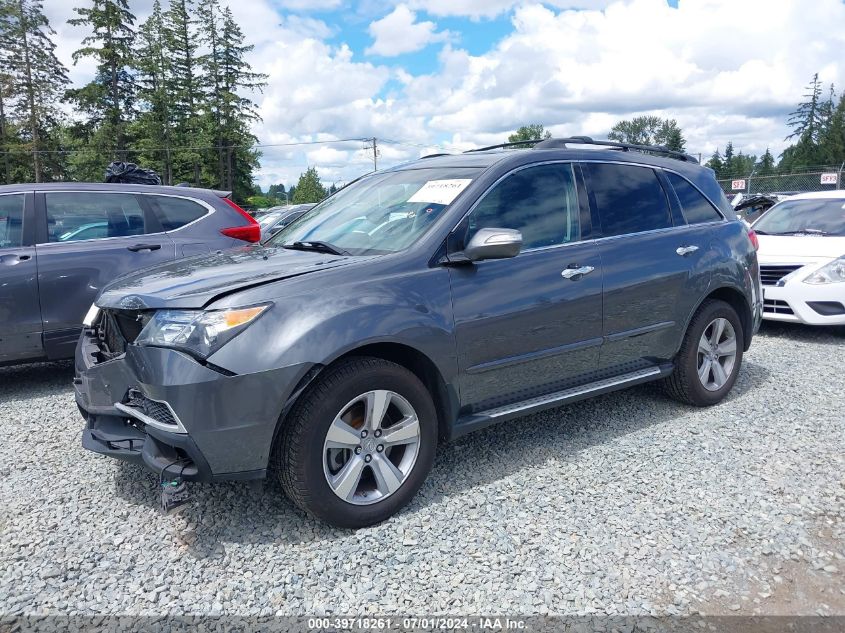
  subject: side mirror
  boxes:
[463,227,522,262]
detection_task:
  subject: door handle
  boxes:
[676,245,699,256]
[0,253,31,265]
[127,243,162,252]
[561,265,595,279]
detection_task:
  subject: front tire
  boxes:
[663,299,744,406]
[275,357,437,528]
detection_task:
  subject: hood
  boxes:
[97,245,367,310]
[756,235,845,264]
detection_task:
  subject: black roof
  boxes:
[390,146,707,176]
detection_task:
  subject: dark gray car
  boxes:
[74,139,762,527]
[0,183,260,365]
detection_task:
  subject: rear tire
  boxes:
[663,299,744,406]
[274,357,437,528]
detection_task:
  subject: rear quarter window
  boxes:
[149,195,209,231]
[668,173,723,224]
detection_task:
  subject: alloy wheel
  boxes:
[322,390,421,505]
[696,317,737,392]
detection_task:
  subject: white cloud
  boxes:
[365,5,450,56]
[406,0,615,19]
[409,0,845,160]
[275,0,343,10]
[39,0,845,189]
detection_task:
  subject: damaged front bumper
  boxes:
[74,320,308,481]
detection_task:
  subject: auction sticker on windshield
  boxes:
[408,179,472,205]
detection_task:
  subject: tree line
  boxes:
[0,0,265,201]
[250,167,343,208]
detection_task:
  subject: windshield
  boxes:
[754,198,845,236]
[265,168,482,255]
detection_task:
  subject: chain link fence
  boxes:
[716,164,845,196]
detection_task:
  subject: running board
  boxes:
[450,365,671,439]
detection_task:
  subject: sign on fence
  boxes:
[731,179,746,191]
[820,173,838,185]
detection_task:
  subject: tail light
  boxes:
[220,198,261,243]
[748,229,759,251]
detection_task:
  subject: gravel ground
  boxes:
[1,321,843,617]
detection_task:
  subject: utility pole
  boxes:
[363,137,378,172]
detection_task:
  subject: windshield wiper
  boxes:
[768,229,830,236]
[282,240,351,256]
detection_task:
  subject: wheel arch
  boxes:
[273,341,456,448]
[687,285,754,352]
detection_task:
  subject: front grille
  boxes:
[125,389,179,427]
[97,311,126,358]
[763,298,794,315]
[95,309,150,358]
[760,265,802,286]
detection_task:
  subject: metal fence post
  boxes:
[839,161,844,190]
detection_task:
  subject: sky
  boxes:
[44,0,845,190]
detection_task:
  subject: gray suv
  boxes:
[0,183,260,365]
[74,139,762,528]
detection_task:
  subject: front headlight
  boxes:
[135,304,270,358]
[803,256,845,285]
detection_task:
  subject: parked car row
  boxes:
[7,138,842,528]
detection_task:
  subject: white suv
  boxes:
[753,190,845,325]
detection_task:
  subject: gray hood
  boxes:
[96,245,367,310]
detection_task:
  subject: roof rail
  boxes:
[464,140,546,153]
[533,136,699,163]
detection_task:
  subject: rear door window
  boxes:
[149,196,208,231]
[45,192,146,242]
[586,163,672,237]
[0,194,25,248]
[667,173,723,224]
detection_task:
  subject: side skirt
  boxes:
[449,363,673,440]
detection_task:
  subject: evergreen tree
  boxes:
[779,73,828,169]
[292,167,326,203]
[6,0,68,182]
[164,0,202,185]
[66,0,136,161]
[722,142,735,178]
[214,6,266,198]
[132,0,172,182]
[0,0,19,183]
[734,151,756,177]
[705,148,723,178]
[787,74,824,143]
[197,0,224,187]
[756,148,775,176]
[821,94,845,165]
